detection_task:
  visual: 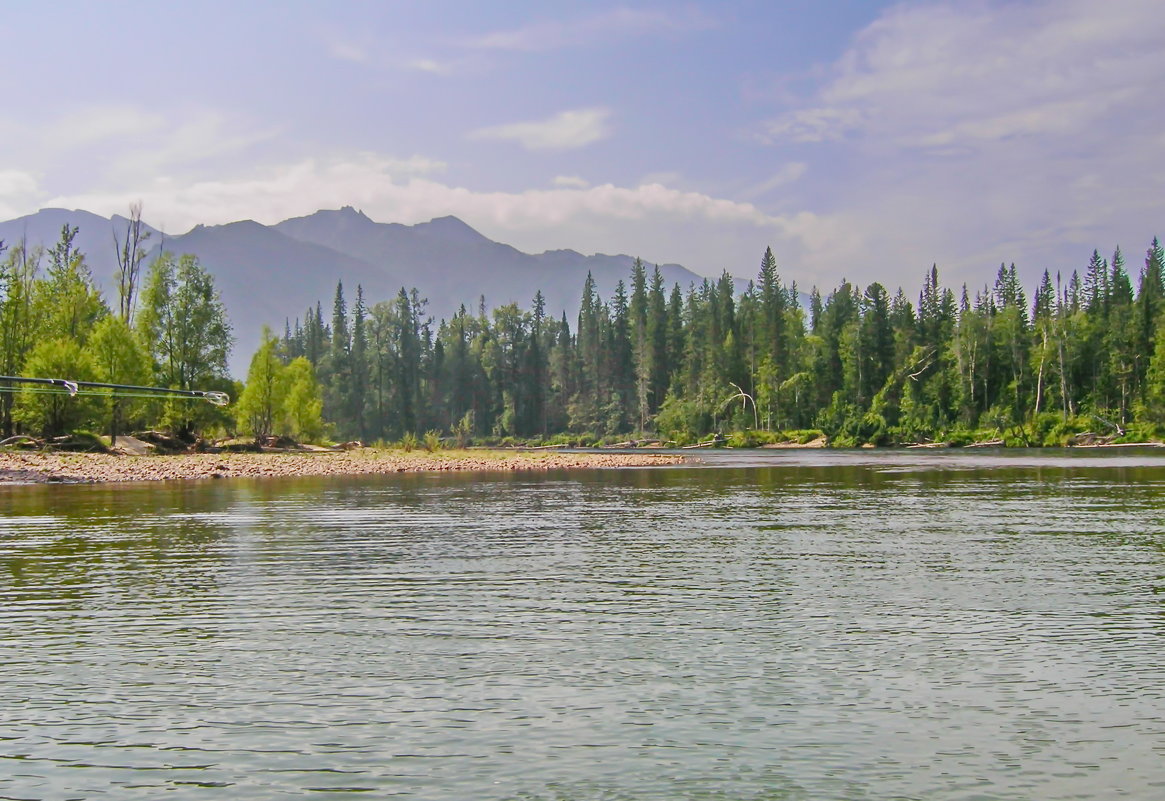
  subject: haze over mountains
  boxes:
[0,207,703,374]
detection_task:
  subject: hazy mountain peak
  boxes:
[0,206,705,375]
[413,215,488,243]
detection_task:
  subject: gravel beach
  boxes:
[0,449,684,485]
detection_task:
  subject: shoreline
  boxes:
[0,449,685,485]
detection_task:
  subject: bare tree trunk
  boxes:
[113,201,150,325]
[1033,328,1047,416]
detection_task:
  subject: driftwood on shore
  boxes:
[1071,440,1165,449]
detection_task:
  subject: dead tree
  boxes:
[113,201,150,325]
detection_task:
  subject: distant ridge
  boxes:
[0,207,705,374]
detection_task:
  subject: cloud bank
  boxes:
[761,0,1165,290]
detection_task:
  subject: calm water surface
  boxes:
[2,449,1164,800]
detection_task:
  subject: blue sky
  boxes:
[1,0,1162,295]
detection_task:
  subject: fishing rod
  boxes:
[0,376,230,406]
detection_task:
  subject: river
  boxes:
[2,449,1163,799]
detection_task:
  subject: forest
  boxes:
[4,216,1165,449]
[0,221,242,443]
[277,236,1165,447]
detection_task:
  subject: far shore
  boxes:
[0,448,686,485]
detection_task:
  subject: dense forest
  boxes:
[4,216,1165,448]
[275,236,1165,447]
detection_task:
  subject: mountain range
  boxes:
[0,207,704,375]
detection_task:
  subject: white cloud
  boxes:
[30,105,281,188]
[0,170,43,220]
[468,108,612,151]
[756,0,1165,291]
[46,106,167,150]
[49,155,777,231]
[43,153,792,276]
[469,6,717,51]
[407,58,454,75]
[761,108,861,144]
[738,163,807,200]
[773,0,1165,153]
[638,170,684,188]
[553,175,590,189]
[328,40,370,65]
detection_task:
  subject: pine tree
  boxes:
[351,285,368,438]
[1134,240,1165,401]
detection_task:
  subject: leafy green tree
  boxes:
[236,327,286,440]
[137,252,232,436]
[138,253,232,391]
[0,242,41,434]
[87,316,151,443]
[1030,270,1058,418]
[281,356,324,441]
[15,338,99,437]
[36,224,106,343]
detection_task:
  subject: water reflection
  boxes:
[1,454,1164,800]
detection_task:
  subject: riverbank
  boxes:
[0,448,685,485]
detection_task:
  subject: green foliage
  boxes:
[282,357,324,442]
[15,338,99,437]
[86,316,152,438]
[136,252,233,437]
[236,327,286,440]
[423,430,442,452]
[725,428,824,447]
[0,243,42,434]
[13,217,1165,452]
[138,253,232,391]
[1116,420,1165,443]
[277,234,1165,449]
[36,225,107,344]
[399,430,417,452]
[654,391,711,442]
[452,410,474,448]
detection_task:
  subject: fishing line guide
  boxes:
[0,376,230,406]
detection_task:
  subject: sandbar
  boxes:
[0,449,685,485]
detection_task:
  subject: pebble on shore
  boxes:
[0,449,684,485]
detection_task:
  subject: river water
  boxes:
[2,449,1164,800]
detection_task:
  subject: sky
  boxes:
[1,0,1163,296]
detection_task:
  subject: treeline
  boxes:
[0,219,237,441]
[274,236,1165,446]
